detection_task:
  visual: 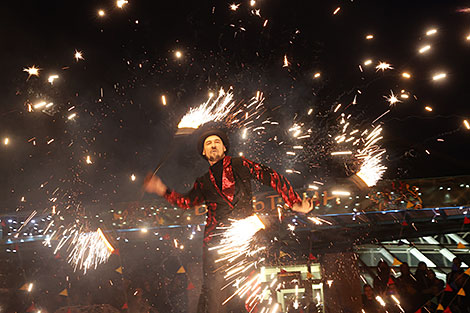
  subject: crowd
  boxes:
[363,258,470,313]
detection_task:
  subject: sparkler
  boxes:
[177,88,235,130]
[355,125,387,187]
[209,215,268,309]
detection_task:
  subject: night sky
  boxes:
[1,0,470,213]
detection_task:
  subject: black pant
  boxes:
[196,243,245,313]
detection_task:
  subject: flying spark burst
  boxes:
[74,50,84,61]
[23,65,41,79]
[230,3,240,11]
[375,61,393,72]
[384,90,401,106]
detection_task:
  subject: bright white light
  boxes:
[433,73,446,81]
[426,29,437,36]
[331,190,350,196]
[98,9,105,17]
[419,45,431,54]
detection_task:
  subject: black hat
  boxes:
[197,128,230,156]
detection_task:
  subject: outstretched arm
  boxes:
[144,173,204,209]
[241,158,312,213]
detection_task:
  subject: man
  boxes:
[144,128,312,313]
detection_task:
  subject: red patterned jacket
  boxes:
[163,156,301,244]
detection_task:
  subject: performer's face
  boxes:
[203,135,226,163]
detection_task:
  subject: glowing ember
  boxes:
[402,72,411,79]
[48,74,59,84]
[174,51,182,58]
[464,120,470,130]
[98,9,106,17]
[3,138,9,145]
[116,0,128,8]
[432,72,446,81]
[131,174,136,181]
[419,44,431,54]
[161,95,167,105]
[426,28,437,36]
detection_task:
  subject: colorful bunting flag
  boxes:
[443,307,452,313]
[387,277,395,285]
[187,281,195,290]
[444,284,453,292]
[464,268,470,276]
[437,303,444,311]
[122,303,128,309]
[59,289,68,297]
[392,258,402,266]
[414,309,422,313]
[19,283,29,291]
[457,288,466,296]
[457,242,466,249]
[177,266,186,274]
[464,216,470,224]
[309,253,317,261]
[115,266,123,274]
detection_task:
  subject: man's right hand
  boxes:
[143,173,168,196]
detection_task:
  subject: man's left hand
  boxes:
[292,198,313,214]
